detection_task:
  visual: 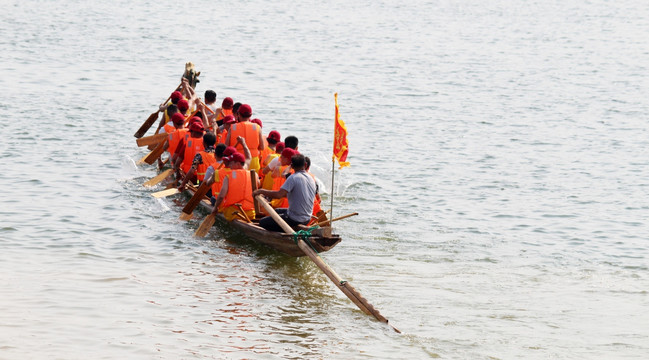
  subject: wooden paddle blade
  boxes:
[179,181,212,220]
[151,188,178,198]
[143,138,168,165]
[143,168,173,187]
[194,214,216,237]
[179,211,193,220]
[134,111,160,138]
[136,133,167,147]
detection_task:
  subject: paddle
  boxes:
[251,170,261,216]
[136,133,167,147]
[143,138,168,165]
[151,188,179,198]
[315,212,359,227]
[134,83,181,138]
[194,213,215,237]
[143,168,174,187]
[255,195,400,333]
[179,180,212,220]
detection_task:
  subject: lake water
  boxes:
[1,0,648,358]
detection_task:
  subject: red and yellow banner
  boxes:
[333,93,350,169]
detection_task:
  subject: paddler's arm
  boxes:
[210,176,229,215]
[196,101,210,131]
[253,188,287,200]
[235,136,252,169]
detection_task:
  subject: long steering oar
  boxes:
[255,195,401,333]
[134,83,181,138]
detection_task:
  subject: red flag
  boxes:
[333,93,350,169]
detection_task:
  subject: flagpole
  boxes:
[330,157,335,223]
[330,93,337,223]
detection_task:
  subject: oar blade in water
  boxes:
[143,169,173,187]
[151,188,178,198]
[194,214,216,237]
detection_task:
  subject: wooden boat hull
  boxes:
[190,190,342,257]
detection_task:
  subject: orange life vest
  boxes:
[181,136,204,174]
[229,122,261,157]
[216,108,233,122]
[221,169,254,211]
[211,166,231,196]
[196,150,217,183]
[269,165,291,208]
[168,128,188,155]
[163,123,175,134]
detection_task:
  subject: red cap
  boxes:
[223,146,237,157]
[238,104,252,117]
[189,116,202,124]
[222,97,234,109]
[170,91,183,103]
[251,118,262,127]
[275,141,285,153]
[189,121,204,133]
[281,148,297,159]
[178,99,189,112]
[171,112,185,125]
[267,130,281,142]
[223,115,236,124]
[229,152,245,164]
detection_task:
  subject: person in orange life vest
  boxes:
[253,154,316,232]
[177,99,190,119]
[204,141,252,205]
[156,112,187,169]
[260,130,281,170]
[154,90,183,133]
[206,145,235,206]
[250,118,262,127]
[263,135,298,183]
[304,156,323,223]
[159,104,179,134]
[216,115,236,145]
[177,132,218,196]
[214,97,234,127]
[173,118,205,181]
[209,152,258,222]
[261,140,284,186]
[264,148,296,208]
[226,104,264,172]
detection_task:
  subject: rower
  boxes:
[157,112,188,169]
[216,115,236,145]
[209,152,257,222]
[264,148,296,208]
[214,97,234,127]
[226,104,264,172]
[153,90,184,134]
[173,117,205,181]
[259,130,281,184]
[253,154,316,232]
[177,132,218,196]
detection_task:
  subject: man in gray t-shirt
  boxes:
[253,154,316,232]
